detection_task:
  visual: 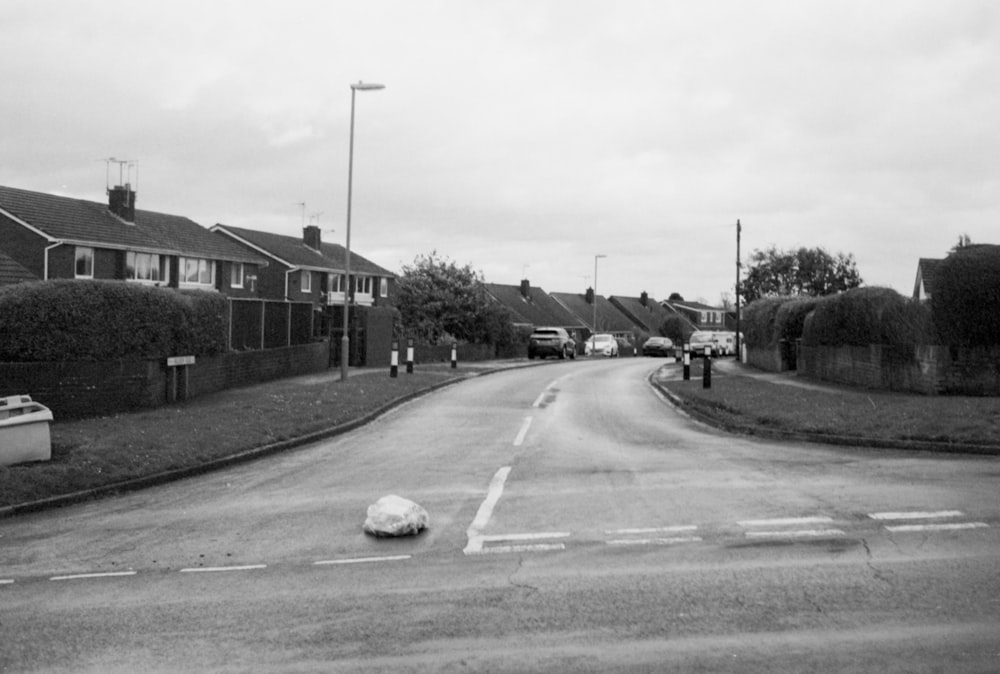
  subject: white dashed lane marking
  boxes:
[606,525,702,546]
[50,571,137,581]
[179,564,267,574]
[314,555,411,566]
[739,516,846,538]
[868,510,990,533]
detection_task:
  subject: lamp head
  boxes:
[352,81,386,91]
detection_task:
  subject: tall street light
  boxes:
[341,81,385,381]
[592,253,607,352]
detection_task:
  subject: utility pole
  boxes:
[735,219,742,361]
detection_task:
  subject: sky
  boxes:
[2,1,997,305]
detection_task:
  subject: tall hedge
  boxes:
[742,296,788,348]
[931,244,1000,347]
[0,280,228,361]
[801,287,934,347]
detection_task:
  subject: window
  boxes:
[354,276,372,295]
[75,247,93,278]
[329,273,345,293]
[379,277,388,298]
[301,270,312,293]
[180,257,215,286]
[126,251,167,283]
[231,263,244,288]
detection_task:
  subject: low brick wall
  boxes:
[797,344,1000,395]
[746,345,784,372]
[0,340,331,418]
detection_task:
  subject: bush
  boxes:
[742,296,788,348]
[0,280,228,361]
[659,315,693,344]
[773,296,820,344]
[802,287,935,347]
[932,244,1000,347]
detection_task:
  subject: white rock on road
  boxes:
[363,495,429,537]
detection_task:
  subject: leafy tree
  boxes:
[741,246,862,303]
[667,292,685,301]
[932,244,1000,347]
[396,251,515,346]
[659,315,692,344]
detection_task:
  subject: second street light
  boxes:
[340,81,385,382]
[592,254,607,353]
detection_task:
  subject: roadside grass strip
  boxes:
[606,525,702,546]
[869,510,990,533]
[739,516,846,539]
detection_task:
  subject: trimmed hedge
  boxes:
[802,287,934,347]
[0,280,228,362]
[932,244,1000,347]
[742,296,788,348]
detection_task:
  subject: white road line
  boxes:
[476,543,566,554]
[745,529,846,538]
[869,510,964,520]
[607,537,703,546]
[179,564,267,573]
[480,532,572,543]
[739,516,835,527]
[1,579,15,585]
[513,416,533,446]
[885,522,989,533]
[50,571,137,581]
[531,391,547,408]
[313,555,411,566]
[606,526,698,535]
[464,466,513,554]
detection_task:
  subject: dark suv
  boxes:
[528,327,576,360]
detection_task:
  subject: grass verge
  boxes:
[657,364,1000,450]
[0,366,472,510]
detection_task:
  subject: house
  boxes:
[608,292,675,336]
[662,298,733,331]
[913,257,942,301]
[0,249,36,285]
[210,223,396,309]
[485,280,587,341]
[0,184,267,293]
[550,288,637,341]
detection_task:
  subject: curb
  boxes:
[649,376,1000,457]
[0,362,542,519]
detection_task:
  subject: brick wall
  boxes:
[797,344,1000,395]
[0,341,331,419]
[746,345,784,372]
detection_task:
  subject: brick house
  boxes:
[913,257,942,301]
[608,292,675,336]
[0,184,267,293]
[661,299,733,331]
[210,223,396,309]
[550,288,638,342]
[485,280,587,342]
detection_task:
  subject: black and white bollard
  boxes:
[390,340,399,378]
[683,343,691,381]
[451,342,457,369]
[406,338,414,374]
[702,346,712,389]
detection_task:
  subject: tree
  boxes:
[396,251,515,346]
[659,315,692,344]
[667,292,685,301]
[741,246,862,303]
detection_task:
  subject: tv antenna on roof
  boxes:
[102,157,137,193]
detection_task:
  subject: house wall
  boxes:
[0,341,331,419]
[0,217,47,277]
[798,344,1000,395]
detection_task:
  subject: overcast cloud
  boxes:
[2,0,997,303]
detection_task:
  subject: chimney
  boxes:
[303,225,322,251]
[108,184,136,222]
[585,287,595,304]
[519,279,531,299]
[640,291,648,307]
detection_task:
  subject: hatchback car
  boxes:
[688,331,720,357]
[528,327,576,360]
[642,336,674,357]
[585,333,619,357]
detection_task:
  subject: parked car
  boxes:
[585,333,619,357]
[714,331,742,356]
[688,331,720,357]
[528,327,576,360]
[642,336,674,357]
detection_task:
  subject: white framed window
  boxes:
[379,277,388,298]
[75,246,94,278]
[230,263,244,288]
[126,251,167,283]
[329,273,345,293]
[180,257,215,287]
[354,276,372,295]
[301,270,312,293]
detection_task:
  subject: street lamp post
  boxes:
[592,254,607,352]
[341,81,385,382]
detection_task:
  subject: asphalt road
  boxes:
[2,359,999,672]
